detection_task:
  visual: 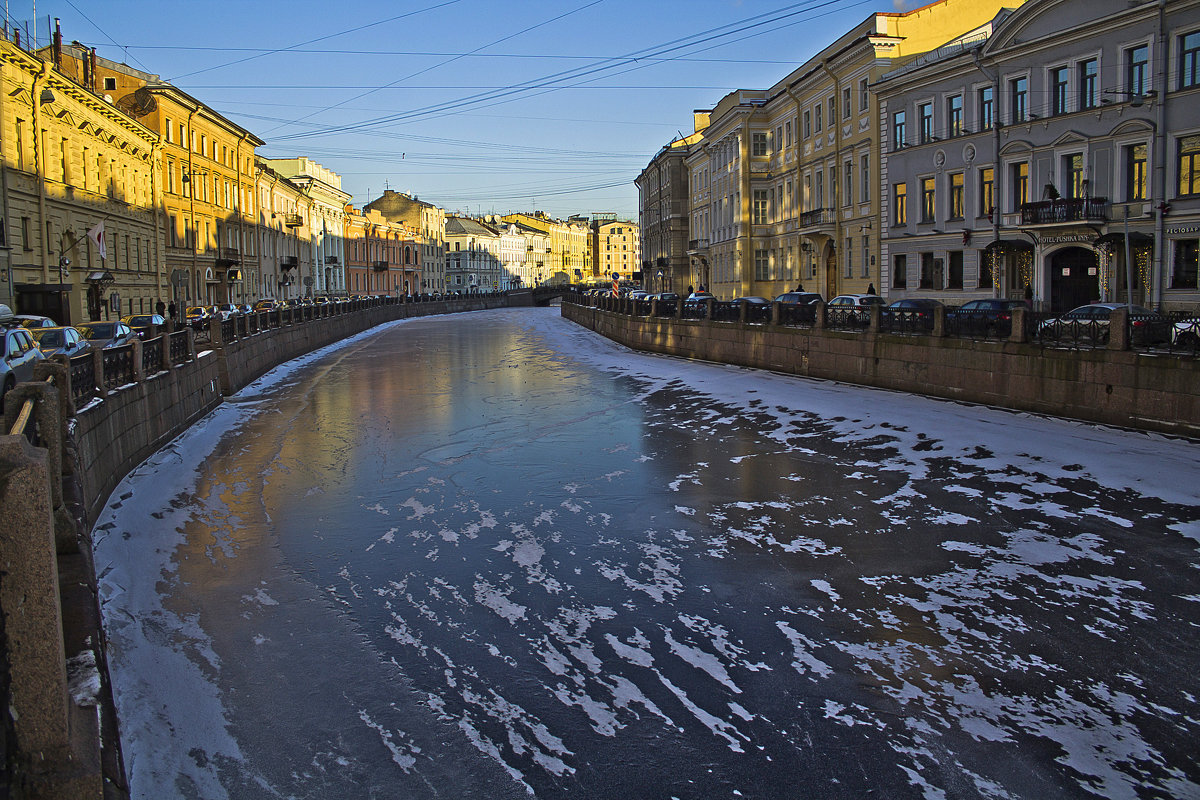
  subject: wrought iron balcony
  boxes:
[1020,197,1109,225]
[283,213,303,227]
[280,256,299,269]
[215,247,241,266]
[688,238,709,251]
[799,208,836,228]
[372,260,389,272]
[325,255,340,265]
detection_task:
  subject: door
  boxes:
[1049,247,1099,311]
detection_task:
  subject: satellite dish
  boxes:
[115,87,157,118]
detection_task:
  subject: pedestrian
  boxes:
[867,283,876,295]
[687,284,694,296]
[795,283,804,292]
[168,300,176,319]
[156,299,166,317]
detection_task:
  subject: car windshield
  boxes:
[128,316,154,326]
[79,324,113,339]
[32,330,63,347]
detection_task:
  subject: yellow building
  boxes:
[683,0,1025,301]
[0,37,162,324]
[593,217,641,283]
[56,44,264,309]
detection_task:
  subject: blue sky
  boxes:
[25,0,887,219]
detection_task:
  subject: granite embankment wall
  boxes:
[0,291,515,799]
[562,301,1199,439]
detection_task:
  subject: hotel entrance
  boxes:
[1049,247,1099,311]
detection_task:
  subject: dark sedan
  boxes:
[947,299,1030,338]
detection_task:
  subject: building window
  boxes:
[1064,153,1085,198]
[920,252,942,289]
[844,236,853,277]
[753,190,769,224]
[947,95,963,137]
[861,234,870,278]
[860,154,870,202]
[1173,240,1199,288]
[894,183,907,226]
[948,251,964,289]
[1011,162,1029,210]
[859,78,869,112]
[1127,45,1149,96]
[815,103,823,132]
[978,86,994,130]
[892,110,907,150]
[829,97,836,129]
[1073,59,1098,111]
[980,167,995,217]
[1010,77,1028,123]
[1181,31,1200,89]
[1126,143,1148,201]
[754,248,769,280]
[804,110,811,138]
[752,132,768,156]
[843,160,853,206]
[949,172,965,219]
[843,87,852,119]
[816,171,824,208]
[919,102,934,143]
[785,121,792,147]
[921,177,936,222]
[893,253,907,288]
[1180,135,1200,195]
[1052,66,1070,115]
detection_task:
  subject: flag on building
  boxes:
[87,221,107,260]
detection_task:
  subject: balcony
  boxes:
[280,256,299,270]
[215,247,241,266]
[283,213,303,227]
[325,255,340,265]
[1020,197,1109,226]
[688,238,709,252]
[799,208,836,229]
[372,260,389,272]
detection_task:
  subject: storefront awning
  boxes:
[983,238,1034,252]
[1094,231,1153,247]
[86,271,115,282]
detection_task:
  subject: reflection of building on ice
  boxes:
[874,0,1200,313]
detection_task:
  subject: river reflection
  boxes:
[96,308,1200,800]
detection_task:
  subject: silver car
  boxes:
[30,326,91,358]
[2,307,46,411]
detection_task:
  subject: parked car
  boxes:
[1171,317,1200,347]
[947,298,1029,337]
[214,303,240,320]
[686,291,715,301]
[75,320,138,349]
[253,299,278,312]
[121,313,167,337]
[1,305,46,411]
[732,296,771,304]
[238,304,255,315]
[16,314,56,329]
[1037,303,1169,345]
[774,291,824,305]
[827,294,885,324]
[884,298,944,331]
[185,306,211,329]
[30,326,91,358]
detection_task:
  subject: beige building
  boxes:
[501,212,591,283]
[255,161,314,302]
[1,37,162,324]
[363,189,447,293]
[263,157,351,297]
[593,216,641,283]
[680,0,1026,301]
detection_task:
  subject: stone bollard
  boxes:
[771,301,781,326]
[932,305,946,337]
[739,299,748,324]
[1009,307,1029,344]
[813,301,827,329]
[1108,307,1131,351]
[131,338,145,383]
[705,298,715,320]
[869,304,881,333]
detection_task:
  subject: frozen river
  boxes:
[94,307,1200,799]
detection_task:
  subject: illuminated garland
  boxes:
[988,248,1001,288]
[1097,246,1111,299]
[1018,249,1033,293]
[1136,247,1151,295]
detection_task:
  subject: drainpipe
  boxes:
[1152,0,1168,310]
[33,60,52,281]
[973,48,1003,300]
[786,85,807,287]
[186,105,198,303]
[820,63,843,298]
[150,139,164,308]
